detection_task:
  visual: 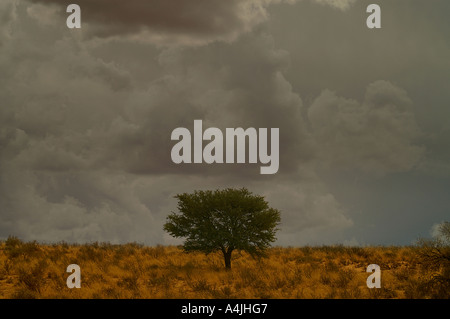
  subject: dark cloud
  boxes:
[0,0,448,246]
[28,0,358,45]
[0,0,351,244]
[29,0,277,45]
[308,80,425,175]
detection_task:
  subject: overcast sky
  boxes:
[1,0,449,246]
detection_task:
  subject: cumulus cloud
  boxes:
[312,0,356,11]
[308,80,425,175]
[261,179,353,245]
[0,0,438,247]
[27,0,274,45]
[430,221,450,242]
[0,168,159,243]
[0,0,343,244]
[28,0,357,46]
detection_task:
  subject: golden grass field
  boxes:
[0,237,448,299]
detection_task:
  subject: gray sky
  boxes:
[1,0,449,246]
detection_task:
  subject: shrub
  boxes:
[5,237,40,259]
[17,260,47,293]
[416,221,450,298]
[5,235,22,248]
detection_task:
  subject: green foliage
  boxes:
[164,188,281,268]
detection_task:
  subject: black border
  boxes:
[1,299,445,318]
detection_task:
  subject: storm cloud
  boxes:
[1,0,448,246]
[308,80,424,175]
[28,0,358,45]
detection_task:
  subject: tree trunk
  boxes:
[223,248,233,269]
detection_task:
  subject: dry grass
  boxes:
[0,238,447,299]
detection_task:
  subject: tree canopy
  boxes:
[163,188,281,268]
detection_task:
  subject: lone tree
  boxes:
[163,188,281,269]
